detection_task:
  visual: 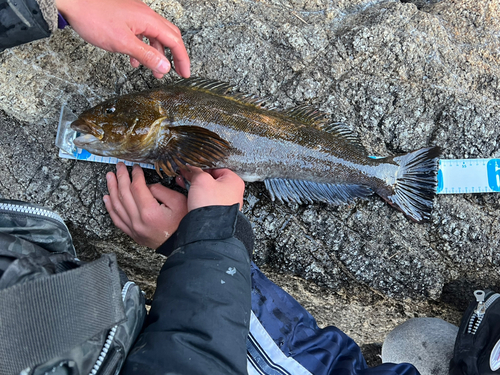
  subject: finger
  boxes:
[103,195,134,237]
[179,166,206,183]
[124,35,171,76]
[175,175,186,189]
[159,17,183,38]
[142,17,191,77]
[208,169,244,190]
[171,51,191,78]
[115,162,141,220]
[129,34,144,68]
[152,70,165,79]
[149,183,187,210]
[105,171,133,227]
[148,38,167,78]
[207,168,236,180]
[130,56,140,68]
[175,175,192,191]
[129,164,160,211]
[149,37,165,56]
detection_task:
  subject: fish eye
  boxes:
[106,107,116,114]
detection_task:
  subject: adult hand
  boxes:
[56,0,190,79]
[103,163,188,249]
[176,167,245,212]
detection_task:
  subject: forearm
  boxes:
[121,205,253,375]
[0,0,57,50]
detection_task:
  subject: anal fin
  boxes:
[264,178,373,205]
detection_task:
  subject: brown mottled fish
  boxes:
[71,78,440,222]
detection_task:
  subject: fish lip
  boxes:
[73,133,100,148]
[71,118,104,140]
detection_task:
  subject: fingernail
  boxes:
[157,59,170,74]
[103,196,108,204]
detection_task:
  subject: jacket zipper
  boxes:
[89,281,136,375]
[0,202,66,226]
[467,290,500,334]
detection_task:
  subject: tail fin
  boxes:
[382,146,441,223]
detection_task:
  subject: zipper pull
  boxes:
[474,290,486,315]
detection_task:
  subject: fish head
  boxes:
[71,95,166,160]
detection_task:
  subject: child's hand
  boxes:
[176,167,245,212]
[103,163,188,249]
[56,0,190,79]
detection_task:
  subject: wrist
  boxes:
[156,204,253,259]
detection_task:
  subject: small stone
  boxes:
[382,318,459,375]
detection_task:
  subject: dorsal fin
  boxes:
[173,77,274,109]
[283,104,331,128]
[321,122,368,155]
[281,105,366,157]
[154,125,231,177]
[229,92,275,109]
[173,77,234,95]
[264,178,373,205]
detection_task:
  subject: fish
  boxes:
[71,78,440,222]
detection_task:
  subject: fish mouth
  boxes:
[71,118,105,140]
[73,132,120,155]
[71,118,109,152]
[73,133,101,148]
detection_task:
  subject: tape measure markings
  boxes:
[438,158,500,194]
[59,149,500,195]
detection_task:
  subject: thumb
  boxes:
[149,183,186,208]
[208,168,234,180]
[125,37,171,75]
[179,167,206,184]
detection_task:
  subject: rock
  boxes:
[382,317,459,375]
[0,0,498,361]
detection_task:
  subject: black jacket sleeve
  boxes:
[121,204,253,375]
[0,0,56,50]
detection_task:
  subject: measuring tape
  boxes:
[58,149,499,195]
[437,159,500,194]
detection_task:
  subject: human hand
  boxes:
[103,163,188,249]
[56,0,190,79]
[176,168,245,212]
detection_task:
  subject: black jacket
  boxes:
[0,0,55,50]
[121,204,253,375]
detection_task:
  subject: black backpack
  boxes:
[450,289,500,375]
[0,199,146,375]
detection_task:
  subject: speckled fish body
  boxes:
[71,78,440,222]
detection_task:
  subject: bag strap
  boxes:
[0,254,126,375]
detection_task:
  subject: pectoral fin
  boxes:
[154,126,231,177]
